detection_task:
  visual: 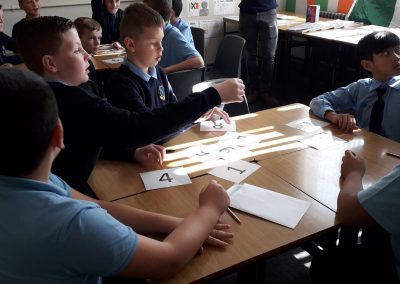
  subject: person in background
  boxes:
[0,4,20,66]
[0,67,234,284]
[170,0,194,47]
[91,0,123,46]
[12,0,40,40]
[74,17,104,96]
[310,31,400,142]
[143,0,204,74]
[239,0,279,106]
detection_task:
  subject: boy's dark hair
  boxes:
[0,68,59,177]
[172,0,183,17]
[120,3,164,42]
[73,17,101,37]
[17,16,74,76]
[0,4,3,9]
[143,0,172,22]
[357,31,400,62]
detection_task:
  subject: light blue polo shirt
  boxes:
[0,173,137,284]
[123,58,158,82]
[358,164,400,280]
[160,23,201,68]
[172,18,195,48]
[310,76,400,142]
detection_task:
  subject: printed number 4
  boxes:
[159,173,173,182]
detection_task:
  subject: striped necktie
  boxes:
[369,87,387,134]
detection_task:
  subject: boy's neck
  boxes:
[170,16,180,25]
[127,56,150,74]
[25,14,39,20]
[373,74,393,83]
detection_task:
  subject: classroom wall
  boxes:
[2,0,285,65]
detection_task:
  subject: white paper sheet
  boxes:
[200,119,236,132]
[102,57,124,64]
[286,117,329,133]
[299,132,346,150]
[227,183,311,229]
[208,160,260,183]
[140,167,191,190]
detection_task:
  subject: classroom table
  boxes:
[89,104,318,201]
[92,51,126,70]
[259,129,400,212]
[115,173,337,284]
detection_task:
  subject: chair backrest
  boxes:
[208,35,246,79]
[192,78,250,117]
[167,68,204,101]
[190,26,205,59]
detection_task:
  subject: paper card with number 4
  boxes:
[208,160,261,183]
[140,167,191,190]
[200,119,236,132]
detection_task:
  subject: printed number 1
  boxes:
[159,173,173,182]
[227,167,246,174]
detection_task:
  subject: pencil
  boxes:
[386,152,400,159]
[227,207,241,224]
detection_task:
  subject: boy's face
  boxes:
[365,46,400,81]
[127,26,164,71]
[80,28,102,54]
[50,28,90,86]
[19,0,40,18]
[104,0,120,15]
[0,9,4,32]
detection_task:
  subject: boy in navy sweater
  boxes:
[0,67,233,283]
[17,15,245,193]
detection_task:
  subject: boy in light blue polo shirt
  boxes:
[144,0,204,74]
[0,68,234,283]
[171,0,194,47]
[337,150,400,283]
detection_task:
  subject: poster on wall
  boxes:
[214,0,235,15]
[188,0,210,17]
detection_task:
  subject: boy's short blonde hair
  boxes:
[73,17,101,37]
[120,3,164,43]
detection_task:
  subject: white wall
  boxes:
[2,0,285,64]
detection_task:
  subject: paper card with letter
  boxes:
[227,183,311,229]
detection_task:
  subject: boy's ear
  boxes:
[42,55,58,74]
[51,119,65,150]
[361,59,374,72]
[123,36,135,52]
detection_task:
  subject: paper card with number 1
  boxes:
[140,167,191,191]
[208,160,261,183]
[200,119,236,132]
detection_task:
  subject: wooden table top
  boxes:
[115,172,337,284]
[259,129,400,211]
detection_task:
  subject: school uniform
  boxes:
[172,18,194,48]
[12,18,29,40]
[91,0,123,44]
[0,173,136,284]
[159,23,201,68]
[47,81,221,192]
[310,76,400,142]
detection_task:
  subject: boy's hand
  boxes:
[341,150,366,178]
[134,144,165,170]
[112,41,124,50]
[204,222,234,248]
[198,107,230,124]
[325,111,357,133]
[213,78,245,104]
[199,180,230,215]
